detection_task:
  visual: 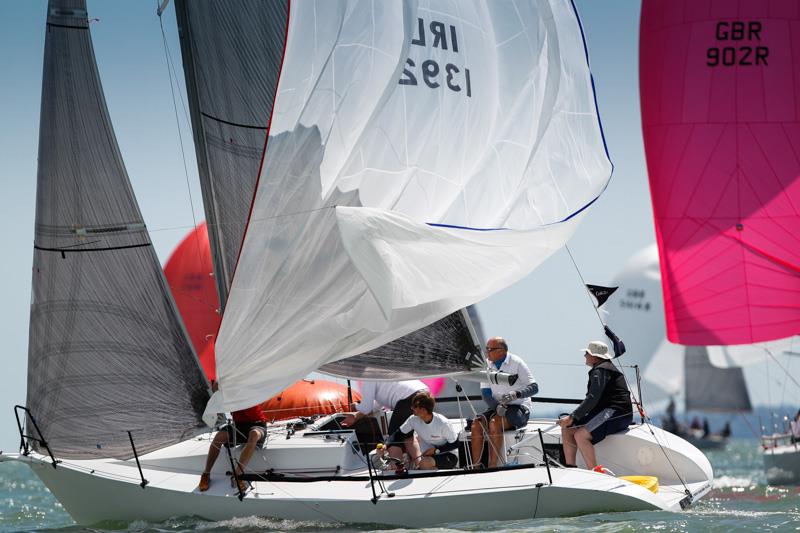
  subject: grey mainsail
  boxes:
[684,346,752,413]
[174,0,289,311]
[26,0,209,460]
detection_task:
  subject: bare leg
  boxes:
[561,426,578,466]
[236,427,265,474]
[388,444,404,462]
[574,428,596,469]
[403,435,422,468]
[470,415,488,468]
[417,456,437,470]
[203,429,229,474]
[487,415,509,468]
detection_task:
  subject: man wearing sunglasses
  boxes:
[470,337,537,468]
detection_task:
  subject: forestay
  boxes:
[26,0,209,459]
[211,0,611,414]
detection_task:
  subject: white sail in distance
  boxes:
[210,0,611,415]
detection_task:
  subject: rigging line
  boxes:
[738,411,762,440]
[641,418,691,494]
[156,2,192,125]
[157,4,200,229]
[780,350,792,408]
[157,4,209,310]
[767,349,773,411]
[532,361,642,369]
[564,244,645,412]
[564,245,605,326]
[765,348,800,393]
[563,246,686,485]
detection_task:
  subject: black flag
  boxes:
[586,284,618,308]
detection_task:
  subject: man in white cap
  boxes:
[558,341,633,470]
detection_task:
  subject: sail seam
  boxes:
[199,111,267,130]
[34,243,151,253]
[46,22,88,30]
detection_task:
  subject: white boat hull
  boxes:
[763,442,800,485]
[1,419,713,527]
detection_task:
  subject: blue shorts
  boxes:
[576,408,632,444]
[480,404,530,430]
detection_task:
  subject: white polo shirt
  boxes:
[480,352,535,409]
[356,380,428,415]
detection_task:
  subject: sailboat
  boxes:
[639,0,800,482]
[1,0,713,526]
[607,244,754,450]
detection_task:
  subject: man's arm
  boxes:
[436,420,460,452]
[502,360,538,402]
[355,381,376,415]
[341,382,375,427]
[571,368,611,421]
[515,382,539,398]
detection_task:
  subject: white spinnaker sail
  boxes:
[209,0,611,415]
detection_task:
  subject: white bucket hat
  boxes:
[582,340,612,360]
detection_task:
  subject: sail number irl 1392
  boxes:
[707,21,768,67]
[399,18,471,97]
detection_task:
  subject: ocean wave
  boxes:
[712,475,756,489]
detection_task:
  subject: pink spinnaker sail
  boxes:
[640,0,800,346]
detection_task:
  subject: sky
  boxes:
[0,1,793,453]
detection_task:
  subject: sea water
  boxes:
[1,439,798,532]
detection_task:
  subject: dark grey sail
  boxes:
[25,0,209,460]
[320,309,484,379]
[684,346,752,413]
[175,0,289,311]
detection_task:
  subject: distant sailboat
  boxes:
[607,245,752,449]
[640,0,800,480]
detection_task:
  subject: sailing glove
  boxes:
[495,404,507,417]
[500,391,519,404]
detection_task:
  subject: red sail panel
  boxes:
[640,0,800,345]
[164,223,221,379]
